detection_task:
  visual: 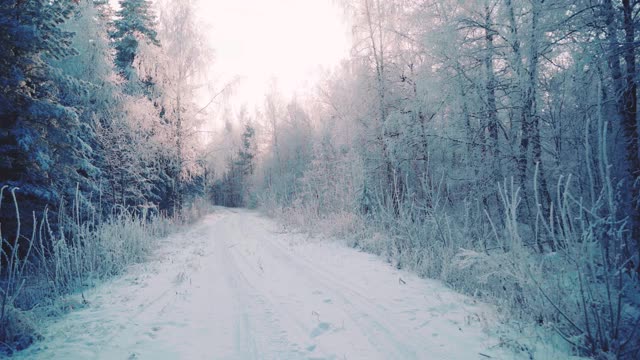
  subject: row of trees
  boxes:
[0,0,211,244]
[228,0,640,358]
[211,121,256,207]
[0,1,218,351]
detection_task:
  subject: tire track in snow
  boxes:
[213,223,304,359]
[235,218,422,359]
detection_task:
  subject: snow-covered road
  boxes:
[16,209,549,359]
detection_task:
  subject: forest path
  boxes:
[15,208,534,360]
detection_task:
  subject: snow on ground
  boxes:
[13,208,574,359]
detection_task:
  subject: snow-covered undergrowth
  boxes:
[0,187,212,356]
[265,177,640,359]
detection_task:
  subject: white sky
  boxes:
[196,0,352,109]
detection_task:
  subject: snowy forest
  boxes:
[1,0,640,359]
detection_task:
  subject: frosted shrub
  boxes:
[180,198,214,224]
[0,187,37,354]
[455,176,640,358]
[257,192,283,218]
[317,210,364,239]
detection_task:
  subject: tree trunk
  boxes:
[528,0,553,251]
[484,2,503,223]
[622,0,640,270]
[604,0,640,270]
[506,0,534,234]
[484,3,499,162]
[365,0,398,214]
[175,87,183,212]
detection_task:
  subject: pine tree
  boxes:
[237,123,256,177]
[211,123,256,208]
[110,0,176,212]
[53,1,128,213]
[111,0,160,79]
[0,0,84,240]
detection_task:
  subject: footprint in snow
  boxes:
[310,322,330,338]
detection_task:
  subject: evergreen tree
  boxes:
[212,123,256,208]
[0,0,84,239]
[237,123,256,177]
[51,1,125,212]
[110,0,176,212]
[111,0,160,79]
